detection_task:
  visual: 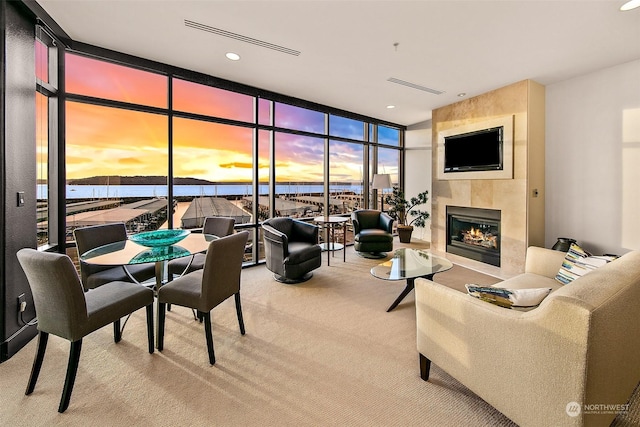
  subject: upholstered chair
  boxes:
[351,209,394,258]
[415,247,640,427]
[74,222,155,290]
[157,231,249,365]
[167,216,235,279]
[262,217,322,283]
[16,249,154,413]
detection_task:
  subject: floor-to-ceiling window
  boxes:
[60,48,404,266]
[329,114,366,214]
[377,147,400,213]
[329,140,364,212]
[368,125,401,212]
[273,131,324,217]
[171,77,257,260]
[35,90,48,244]
[271,102,326,220]
[65,53,169,241]
[35,26,58,248]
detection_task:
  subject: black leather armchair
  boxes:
[351,209,394,258]
[262,217,322,283]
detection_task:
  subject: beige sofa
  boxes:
[415,246,640,427]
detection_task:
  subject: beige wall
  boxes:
[405,120,432,241]
[431,80,545,274]
[546,59,640,256]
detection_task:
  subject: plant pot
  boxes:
[397,225,414,243]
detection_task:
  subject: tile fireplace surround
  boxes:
[430,80,545,276]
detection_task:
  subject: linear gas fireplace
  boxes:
[446,206,501,267]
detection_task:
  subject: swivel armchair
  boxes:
[262,217,322,283]
[351,209,394,258]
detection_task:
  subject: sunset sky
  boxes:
[61,53,398,183]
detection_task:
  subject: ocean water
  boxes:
[43,184,363,199]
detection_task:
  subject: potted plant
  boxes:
[384,187,430,243]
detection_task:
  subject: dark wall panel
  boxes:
[1,0,38,362]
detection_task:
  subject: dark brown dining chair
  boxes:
[74,222,155,290]
[16,249,154,413]
[157,231,249,364]
[167,216,235,278]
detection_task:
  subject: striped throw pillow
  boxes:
[555,243,616,285]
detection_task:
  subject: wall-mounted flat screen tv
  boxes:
[444,126,503,173]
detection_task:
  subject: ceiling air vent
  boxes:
[387,77,444,95]
[185,19,301,56]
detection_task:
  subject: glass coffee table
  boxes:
[371,248,453,312]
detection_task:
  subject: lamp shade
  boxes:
[371,174,392,190]
[621,0,640,11]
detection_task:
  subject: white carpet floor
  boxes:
[0,240,637,426]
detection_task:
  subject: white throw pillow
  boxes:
[465,284,552,309]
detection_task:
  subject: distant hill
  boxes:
[67,176,217,185]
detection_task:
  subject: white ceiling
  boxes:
[36,0,640,126]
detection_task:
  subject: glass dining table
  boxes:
[80,231,217,347]
[80,232,216,287]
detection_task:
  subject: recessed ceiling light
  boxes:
[621,0,640,11]
[225,52,240,61]
[457,93,466,97]
[386,105,396,109]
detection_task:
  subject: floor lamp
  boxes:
[371,174,392,211]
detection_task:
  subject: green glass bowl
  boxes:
[129,229,190,248]
[129,245,190,264]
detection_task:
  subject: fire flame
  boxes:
[469,227,483,238]
[462,226,498,249]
